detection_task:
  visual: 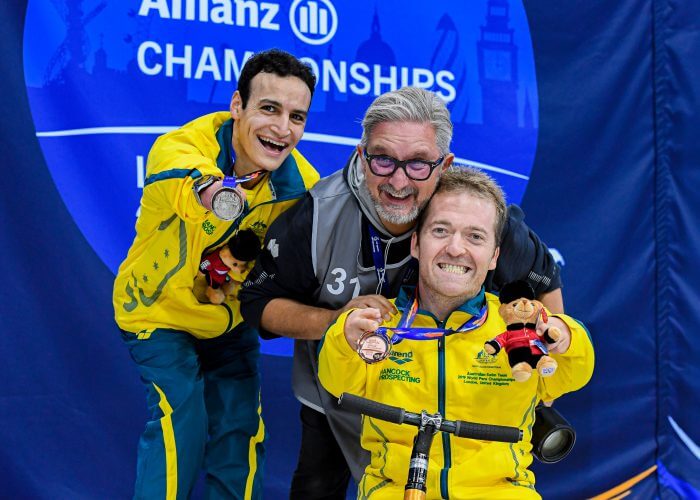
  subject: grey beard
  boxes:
[360,181,421,226]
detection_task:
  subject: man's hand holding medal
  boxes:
[344,308,393,363]
[346,289,489,364]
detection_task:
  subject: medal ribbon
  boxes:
[375,288,488,344]
[224,170,265,186]
[228,148,266,185]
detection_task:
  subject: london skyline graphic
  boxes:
[24,0,539,276]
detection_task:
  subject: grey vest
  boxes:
[291,169,413,481]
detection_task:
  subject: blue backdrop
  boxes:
[1,0,699,498]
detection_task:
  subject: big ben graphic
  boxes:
[477,0,519,128]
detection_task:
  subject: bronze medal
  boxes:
[357,331,391,364]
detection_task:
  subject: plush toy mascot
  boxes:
[198,229,260,304]
[484,280,561,382]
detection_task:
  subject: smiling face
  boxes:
[411,190,500,315]
[360,121,452,235]
[502,298,538,322]
[230,72,311,175]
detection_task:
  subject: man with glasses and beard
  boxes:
[240,86,563,499]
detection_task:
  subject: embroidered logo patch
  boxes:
[388,350,413,365]
[267,238,279,258]
[475,349,498,364]
[250,221,268,237]
[202,220,216,235]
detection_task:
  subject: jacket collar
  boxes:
[395,285,487,322]
[215,117,306,200]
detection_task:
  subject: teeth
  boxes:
[379,186,416,199]
[438,264,468,274]
[259,137,286,148]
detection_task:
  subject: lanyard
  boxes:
[375,288,488,344]
[367,224,419,294]
[367,224,387,293]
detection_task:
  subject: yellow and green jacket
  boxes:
[318,287,594,500]
[113,112,319,338]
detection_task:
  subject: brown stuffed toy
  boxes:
[484,280,561,382]
[196,229,261,304]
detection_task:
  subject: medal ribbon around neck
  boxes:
[227,149,266,186]
[375,287,488,344]
[225,170,265,185]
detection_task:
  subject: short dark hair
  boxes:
[237,48,316,108]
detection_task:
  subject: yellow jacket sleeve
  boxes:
[318,309,370,399]
[143,126,223,223]
[538,315,595,402]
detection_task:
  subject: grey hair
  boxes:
[360,87,453,155]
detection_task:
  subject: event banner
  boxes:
[2,0,700,498]
[24,0,538,274]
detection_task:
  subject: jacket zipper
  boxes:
[438,328,451,499]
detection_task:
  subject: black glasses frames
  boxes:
[362,149,445,181]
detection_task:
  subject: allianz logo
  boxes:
[388,350,413,365]
[290,0,338,45]
[138,0,339,45]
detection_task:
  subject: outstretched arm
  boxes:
[261,295,395,340]
[240,195,396,339]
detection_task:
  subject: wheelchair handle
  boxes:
[338,392,522,443]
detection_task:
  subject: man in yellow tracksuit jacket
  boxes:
[318,168,594,500]
[113,49,319,499]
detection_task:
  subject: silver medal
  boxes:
[212,188,244,221]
